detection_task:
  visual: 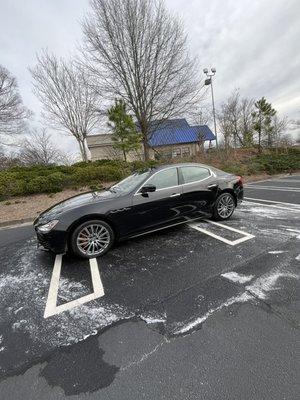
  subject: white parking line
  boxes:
[188,219,255,246]
[244,199,300,212]
[244,197,300,208]
[44,255,104,318]
[265,179,300,184]
[246,186,300,192]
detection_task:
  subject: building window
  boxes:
[172,148,181,157]
[182,147,190,156]
[158,151,172,159]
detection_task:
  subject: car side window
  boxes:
[146,168,178,190]
[180,167,210,184]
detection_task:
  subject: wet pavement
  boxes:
[0,174,299,399]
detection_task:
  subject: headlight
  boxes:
[37,220,59,233]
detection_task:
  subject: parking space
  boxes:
[0,174,299,399]
[245,174,300,205]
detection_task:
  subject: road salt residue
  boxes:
[246,271,299,300]
[175,267,300,335]
[174,293,252,335]
[268,251,288,254]
[0,241,133,350]
[221,272,254,284]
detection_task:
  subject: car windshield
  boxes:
[109,170,151,194]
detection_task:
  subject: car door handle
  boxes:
[170,193,181,197]
[207,184,218,190]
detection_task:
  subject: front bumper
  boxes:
[35,228,68,254]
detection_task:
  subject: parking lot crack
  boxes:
[120,337,170,371]
[244,288,300,330]
[221,274,300,330]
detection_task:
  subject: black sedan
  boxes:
[34,163,243,258]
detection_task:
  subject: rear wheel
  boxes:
[70,220,114,258]
[213,193,235,221]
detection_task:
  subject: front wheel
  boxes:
[70,220,115,258]
[212,193,236,221]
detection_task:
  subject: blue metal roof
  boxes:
[148,119,215,147]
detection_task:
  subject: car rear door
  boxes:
[179,166,219,219]
[130,167,184,233]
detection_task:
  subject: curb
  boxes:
[0,217,34,229]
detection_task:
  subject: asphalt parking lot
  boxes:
[0,174,299,399]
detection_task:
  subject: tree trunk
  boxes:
[78,139,88,162]
[258,112,262,153]
[83,137,92,161]
[139,117,150,161]
[141,137,150,161]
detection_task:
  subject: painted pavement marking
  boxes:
[244,197,300,208]
[245,185,300,192]
[44,255,104,318]
[243,199,300,212]
[188,219,255,246]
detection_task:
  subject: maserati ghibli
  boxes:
[34,163,243,258]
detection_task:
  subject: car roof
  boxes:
[154,162,212,171]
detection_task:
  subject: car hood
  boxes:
[36,190,121,223]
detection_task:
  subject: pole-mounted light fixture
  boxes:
[203,68,218,148]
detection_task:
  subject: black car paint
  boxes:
[34,164,243,254]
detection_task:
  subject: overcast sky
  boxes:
[1,0,299,155]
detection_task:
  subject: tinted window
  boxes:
[180,167,210,184]
[146,168,178,190]
[111,170,151,194]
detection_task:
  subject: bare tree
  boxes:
[218,90,254,148]
[193,106,211,126]
[271,115,288,147]
[30,51,101,162]
[19,128,68,165]
[240,97,255,147]
[0,65,31,143]
[82,0,201,160]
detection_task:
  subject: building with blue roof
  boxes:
[87,118,216,161]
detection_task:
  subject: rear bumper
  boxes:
[35,229,68,254]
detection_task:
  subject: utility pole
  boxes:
[203,67,218,148]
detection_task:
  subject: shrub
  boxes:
[221,163,248,176]
[25,172,64,195]
[26,176,49,194]
[47,172,65,192]
[130,160,157,171]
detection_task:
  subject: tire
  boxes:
[212,193,236,221]
[70,220,115,259]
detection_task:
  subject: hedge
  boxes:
[0,159,157,199]
[0,148,299,200]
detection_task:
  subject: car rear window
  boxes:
[180,166,210,184]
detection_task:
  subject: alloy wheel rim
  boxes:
[77,224,110,256]
[217,195,235,218]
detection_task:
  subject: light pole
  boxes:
[203,67,218,148]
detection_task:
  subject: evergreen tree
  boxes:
[108,100,141,161]
[252,97,276,151]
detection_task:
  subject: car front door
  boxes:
[130,167,184,234]
[179,166,219,219]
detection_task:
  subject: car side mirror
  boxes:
[140,184,156,196]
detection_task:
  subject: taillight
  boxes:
[236,176,243,186]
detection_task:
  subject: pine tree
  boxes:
[252,97,276,151]
[108,100,141,161]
